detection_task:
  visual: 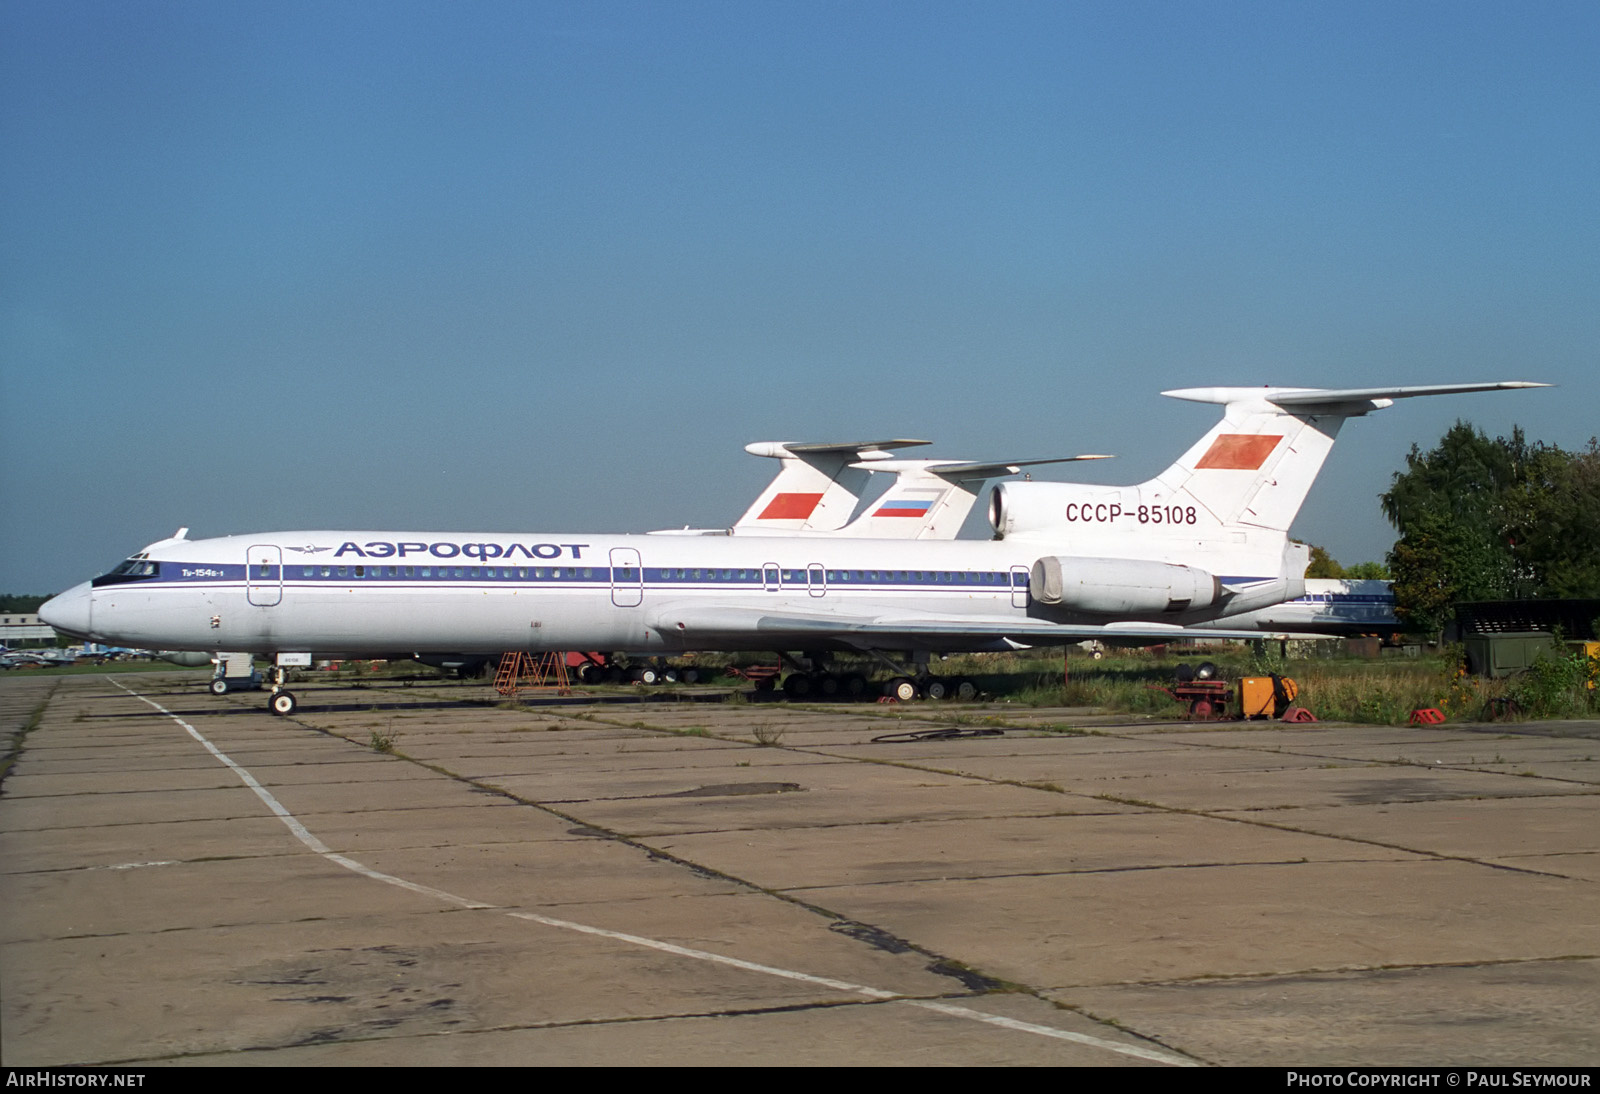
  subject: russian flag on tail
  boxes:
[873,494,939,518]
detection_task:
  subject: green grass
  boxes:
[947,645,1595,725]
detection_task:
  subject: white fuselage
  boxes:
[43,529,1293,659]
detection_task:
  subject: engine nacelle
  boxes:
[1029,556,1222,615]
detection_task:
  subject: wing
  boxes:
[645,600,1321,651]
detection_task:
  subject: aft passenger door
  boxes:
[1010,565,1030,609]
[247,545,283,607]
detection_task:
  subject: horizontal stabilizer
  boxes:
[744,439,930,458]
[1266,381,1549,404]
[1164,382,1550,416]
[853,454,1113,479]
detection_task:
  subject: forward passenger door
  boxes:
[609,548,643,607]
[247,545,283,607]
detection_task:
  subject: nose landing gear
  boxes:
[266,664,297,716]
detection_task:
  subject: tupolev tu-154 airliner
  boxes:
[40,382,1545,714]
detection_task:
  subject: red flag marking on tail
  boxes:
[757,492,824,520]
[1195,434,1282,470]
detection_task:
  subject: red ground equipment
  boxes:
[1152,667,1309,721]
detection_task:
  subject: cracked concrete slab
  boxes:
[165,993,1185,1067]
[1216,794,1600,861]
[1056,958,1600,1067]
[808,858,1600,989]
[649,809,1422,892]
[550,768,1094,837]
[4,908,957,1065]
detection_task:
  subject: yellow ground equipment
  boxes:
[1240,675,1298,719]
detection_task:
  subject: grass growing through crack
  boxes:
[0,687,55,787]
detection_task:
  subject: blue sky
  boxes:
[3,0,1593,592]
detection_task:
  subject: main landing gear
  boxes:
[775,651,978,703]
[868,651,978,703]
[879,674,978,702]
[776,651,869,700]
[780,670,870,700]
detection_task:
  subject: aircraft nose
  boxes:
[39,582,93,641]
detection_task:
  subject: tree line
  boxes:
[1380,423,1600,635]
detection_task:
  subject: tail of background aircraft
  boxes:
[730,439,929,533]
[834,456,1110,540]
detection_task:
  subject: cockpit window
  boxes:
[91,558,161,587]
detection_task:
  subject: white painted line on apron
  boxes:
[110,678,1195,1066]
[113,680,492,910]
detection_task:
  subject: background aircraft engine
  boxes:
[989,482,1140,539]
[990,482,1058,538]
[156,651,213,667]
[1029,556,1221,614]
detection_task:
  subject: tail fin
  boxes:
[731,439,929,533]
[1155,383,1548,531]
[992,382,1547,576]
[1144,388,1346,533]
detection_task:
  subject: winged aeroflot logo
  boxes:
[286,545,333,554]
